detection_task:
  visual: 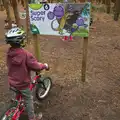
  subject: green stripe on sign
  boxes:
[29,4,43,10]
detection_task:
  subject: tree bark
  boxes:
[21,0,24,7]
[11,0,20,27]
[111,0,116,3]
[25,0,30,43]
[79,0,85,2]
[0,0,4,11]
[102,0,105,4]
[98,0,102,4]
[106,0,111,14]
[3,0,12,28]
[114,0,120,21]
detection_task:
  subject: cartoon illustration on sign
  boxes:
[29,3,91,37]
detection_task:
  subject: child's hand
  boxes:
[38,63,49,71]
[44,63,49,71]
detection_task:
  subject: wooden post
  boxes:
[33,34,41,62]
[81,37,88,82]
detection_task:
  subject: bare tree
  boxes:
[102,0,105,4]
[18,0,25,7]
[11,0,20,27]
[25,0,30,43]
[0,0,4,11]
[3,0,12,28]
[106,0,111,14]
[114,0,120,21]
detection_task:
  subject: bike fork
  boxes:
[12,107,24,120]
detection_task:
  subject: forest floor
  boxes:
[0,8,120,120]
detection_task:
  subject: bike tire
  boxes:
[0,106,18,120]
[35,77,52,101]
[0,102,19,120]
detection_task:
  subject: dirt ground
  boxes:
[0,10,120,120]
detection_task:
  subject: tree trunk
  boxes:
[78,0,85,3]
[106,0,111,14]
[98,0,102,4]
[114,0,120,21]
[111,0,116,3]
[3,0,12,28]
[21,0,24,7]
[102,0,105,4]
[0,0,4,11]
[11,0,20,27]
[25,0,30,43]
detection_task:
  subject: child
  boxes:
[4,20,9,28]
[6,27,48,120]
[4,20,17,29]
[62,36,73,41]
[11,21,17,28]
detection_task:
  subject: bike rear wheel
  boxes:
[0,107,19,120]
[36,77,52,100]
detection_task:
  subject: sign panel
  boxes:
[29,3,91,37]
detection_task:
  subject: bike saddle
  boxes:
[10,86,21,94]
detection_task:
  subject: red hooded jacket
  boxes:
[7,47,45,90]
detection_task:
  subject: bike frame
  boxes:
[5,74,41,120]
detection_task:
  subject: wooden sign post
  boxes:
[33,34,41,62]
[28,2,91,81]
[81,37,88,82]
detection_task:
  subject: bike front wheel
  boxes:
[36,77,52,100]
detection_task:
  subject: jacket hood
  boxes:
[7,48,24,65]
